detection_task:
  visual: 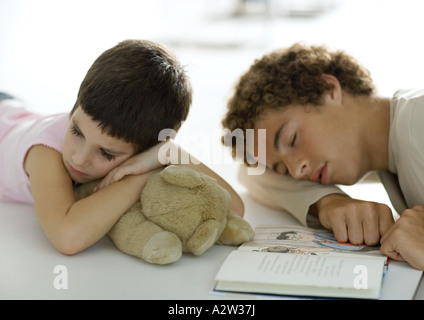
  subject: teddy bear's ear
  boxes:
[160,165,203,188]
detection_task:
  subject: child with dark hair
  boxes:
[222,43,424,270]
[0,39,243,255]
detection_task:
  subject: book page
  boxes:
[216,251,385,290]
[213,225,421,300]
[238,225,383,257]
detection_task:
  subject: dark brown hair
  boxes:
[71,39,192,153]
[222,42,375,161]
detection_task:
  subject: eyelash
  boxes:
[291,133,297,147]
[100,150,115,161]
[71,126,83,138]
[70,125,116,161]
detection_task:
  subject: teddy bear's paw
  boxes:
[186,220,221,256]
[217,215,255,245]
[142,231,183,265]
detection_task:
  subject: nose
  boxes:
[286,154,309,180]
[72,146,90,168]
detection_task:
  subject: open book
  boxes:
[214,225,388,299]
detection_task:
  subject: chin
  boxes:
[69,172,95,184]
[72,177,89,184]
[331,172,354,185]
[340,175,362,186]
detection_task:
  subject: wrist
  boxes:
[314,193,349,212]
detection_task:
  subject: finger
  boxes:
[378,207,395,237]
[94,171,115,191]
[379,222,405,261]
[380,220,396,244]
[93,177,108,192]
[346,213,364,244]
[362,210,380,246]
[94,179,107,192]
[111,166,133,182]
[331,215,349,243]
[104,165,139,187]
[412,205,424,212]
[380,233,405,262]
[381,247,405,262]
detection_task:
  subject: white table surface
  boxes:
[1,191,422,300]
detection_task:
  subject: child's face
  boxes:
[255,97,367,186]
[62,107,136,184]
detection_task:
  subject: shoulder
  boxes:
[25,144,74,210]
[410,100,424,161]
[392,88,424,102]
[24,144,65,178]
[390,89,424,162]
[391,89,424,131]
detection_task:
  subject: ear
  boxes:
[160,165,204,188]
[321,74,343,104]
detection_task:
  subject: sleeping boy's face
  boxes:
[61,106,136,183]
[254,93,368,186]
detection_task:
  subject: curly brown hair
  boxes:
[222,42,375,162]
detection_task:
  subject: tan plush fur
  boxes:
[74,165,254,264]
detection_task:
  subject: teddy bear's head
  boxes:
[140,165,230,253]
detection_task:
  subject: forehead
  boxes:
[71,107,136,154]
[255,106,306,129]
[255,105,321,138]
[254,108,292,146]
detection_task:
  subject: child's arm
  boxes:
[25,145,159,255]
[95,140,245,217]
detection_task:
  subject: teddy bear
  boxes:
[74,165,254,264]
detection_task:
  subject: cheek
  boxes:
[298,131,321,159]
[90,160,116,178]
[61,134,73,162]
[90,155,132,179]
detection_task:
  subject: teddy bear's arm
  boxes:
[217,210,255,245]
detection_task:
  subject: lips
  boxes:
[311,163,329,185]
[67,163,88,177]
[320,164,329,185]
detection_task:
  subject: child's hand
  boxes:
[315,194,394,246]
[380,205,424,270]
[94,141,169,191]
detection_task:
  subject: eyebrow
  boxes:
[72,119,129,155]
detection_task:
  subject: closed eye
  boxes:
[71,123,115,161]
[99,149,115,161]
[71,125,84,138]
[291,133,297,147]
